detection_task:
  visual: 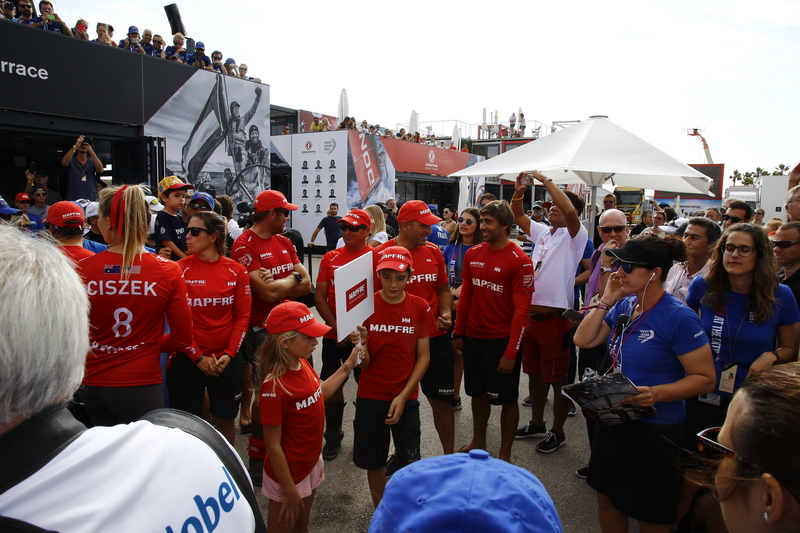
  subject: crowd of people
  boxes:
[2,162,800,532]
[305,116,470,151]
[2,0,261,81]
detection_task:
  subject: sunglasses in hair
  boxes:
[457,217,475,225]
[188,202,211,211]
[340,223,367,232]
[722,214,745,224]
[612,259,655,274]
[772,240,800,249]
[723,243,755,257]
[187,227,214,237]
[598,225,626,234]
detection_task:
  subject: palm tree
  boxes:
[774,164,790,175]
[730,169,743,186]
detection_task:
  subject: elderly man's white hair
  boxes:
[0,226,89,426]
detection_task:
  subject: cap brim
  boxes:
[168,184,193,191]
[377,261,410,272]
[298,320,331,337]
[0,207,22,215]
[406,214,441,225]
[285,202,299,210]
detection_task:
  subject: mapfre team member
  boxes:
[230,189,311,483]
[315,208,373,461]
[375,200,455,463]
[76,185,196,425]
[452,200,534,461]
[165,212,251,446]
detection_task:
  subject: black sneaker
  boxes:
[536,431,566,453]
[385,454,405,478]
[322,431,343,461]
[514,421,547,439]
[575,466,589,479]
[567,402,577,416]
[451,398,462,411]
[522,396,532,407]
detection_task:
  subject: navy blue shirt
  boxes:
[154,211,187,260]
[316,216,342,249]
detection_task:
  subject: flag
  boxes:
[181,76,228,183]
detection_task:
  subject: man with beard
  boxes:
[244,125,268,192]
[226,87,262,179]
[773,221,800,309]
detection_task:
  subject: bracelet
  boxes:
[511,195,524,202]
[341,364,352,376]
[196,355,204,363]
[596,299,613,311]
[543,178,554,185]
[771,350,781,363]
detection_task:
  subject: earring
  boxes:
[764,511,769,522]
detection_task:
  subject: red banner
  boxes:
[380,136,472,176]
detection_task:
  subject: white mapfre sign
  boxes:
[334,252,374,342]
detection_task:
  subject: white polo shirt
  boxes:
[528,222,589,309]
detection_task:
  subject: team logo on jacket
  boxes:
[638,330,655,343]
[237,254,252,267]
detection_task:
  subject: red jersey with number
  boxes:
[165,255,252,357]
[454,242,535,360]
[316,245,373,340]
[76,251,195,386]
[230,229,300,328]
[358,292,437,401]
[260,359,324,484]
[374,239,447,338]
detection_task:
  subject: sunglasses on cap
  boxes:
[188,202,210,211]
[187,227,214,237]
[772,240,800,249]
[457,217,475,225]
[722,214,744,224]
[598,225,626,234]
[341,223,367,232]
[612,259,655,274]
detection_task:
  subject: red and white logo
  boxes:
[305,141,313,151]
[346,279,368,312]
[428,150,435,163]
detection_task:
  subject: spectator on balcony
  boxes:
[13,0,33,22]
[26,1,72,35]
[237,63,261,82]
[147,32,165,58]
[72,18,89,39]
[321,117,333,131]
[223,57,237,75]
[210,51,227,73]
[165,32,189,63]
[92,22,114,46]
[519,113,526,137]
[29,186,49,219]
[310,116,322,132]
[3,1,16,20]
[24,169,61,205]
[118,26,147,53]
[190,42,213,70]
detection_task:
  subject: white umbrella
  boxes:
[410,110,419,135]
[450,115,712,224]
[482,108,487,138]
[452,125,461,151]
[338,89,348,123]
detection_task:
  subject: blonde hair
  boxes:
[365,205,386,235]
[98,185,150,279]
[257,330,300,396]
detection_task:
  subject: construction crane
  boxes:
[686,128,714,164]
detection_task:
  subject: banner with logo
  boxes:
[334,252,375,342]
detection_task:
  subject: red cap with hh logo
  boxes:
[376,245,414,272]
[397,200,441,225]
[340,208,371,227]
[266,301,331,336]
[45,201,85,228]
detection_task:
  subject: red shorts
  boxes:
[521,316,572,383]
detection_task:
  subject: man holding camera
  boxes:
[60,135,104,202]
[118,26,145,52]
[191,42,214,71]
[23,0,72,35]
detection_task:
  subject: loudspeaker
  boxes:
[163,3,187,36]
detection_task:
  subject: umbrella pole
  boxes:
[589,187,598,229]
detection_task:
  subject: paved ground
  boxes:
[231,253,635,532]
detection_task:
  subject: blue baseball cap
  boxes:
[195,41,205,50]
[190,192,214,209]
[0,195,22,216]
[369,449,563,533]
[128,25,139,34]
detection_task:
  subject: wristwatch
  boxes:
[293,272,303,284]
[599,267,612,274]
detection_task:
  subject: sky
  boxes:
[61,0,800,188]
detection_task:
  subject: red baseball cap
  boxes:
[339,208,371,227]
[266,301,331,336]
[15,193,31,202]
[253,190,298,213]
[45,201,85,228]
[376,245,414,272]
[397,200,441,225]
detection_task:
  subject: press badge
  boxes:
[718,365,737,394]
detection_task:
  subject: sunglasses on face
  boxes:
[612,259,655,274]
[340,224,367,232]
[723,243,755,257]
[598,225,626,234]
[34,193,46,197]
[153,39,163,44]
[274,208,290,217]
[603,200,615,205]
[188,202,210,211]
[722,214,744,224]
[187,227,214,237]
[457,217,475,225]
[772,240,800,249]
[18,200,32,205]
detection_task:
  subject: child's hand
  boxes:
[349,325,367,346]
[385,396,405,425]
[279,490,304,528]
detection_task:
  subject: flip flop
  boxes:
[454,444,471,454]
[239,424,252,435]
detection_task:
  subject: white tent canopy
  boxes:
[450,116,712,196]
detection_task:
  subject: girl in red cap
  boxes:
[258,301,364,533]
